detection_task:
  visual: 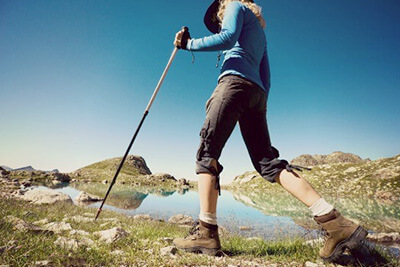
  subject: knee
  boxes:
[196,157,223,176]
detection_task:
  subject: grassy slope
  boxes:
[226,155,400,232]
[72,156,146,182]
[228,154,400,198]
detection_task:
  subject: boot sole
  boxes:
[181,246,222,256]
[322,226,368,262]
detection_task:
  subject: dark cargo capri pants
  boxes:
[196,75,295,193]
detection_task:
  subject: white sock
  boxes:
[309,198,334,217]
[199,212,217,225]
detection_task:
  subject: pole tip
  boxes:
[95,208,102,220]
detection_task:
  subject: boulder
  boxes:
[49,172,70,182]
[168,214,194,226]
[133,214,153,221]
[94,227,128,244]
[19,189,72,205]
[74,191,102,203]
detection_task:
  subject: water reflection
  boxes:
[43,182,399,240]
[229,189,400,233]
[70,183,188,210]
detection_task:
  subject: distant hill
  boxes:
[290,151,370,167]
[13,166,36,172]
[71,155,152,183]
[0,166,13,171]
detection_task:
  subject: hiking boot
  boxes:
[173,220,221,255]
[314,209,368,262]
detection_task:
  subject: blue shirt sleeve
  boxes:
[188,2,244,51]
[260,47,271,93]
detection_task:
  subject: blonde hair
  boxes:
[217,0,266,29]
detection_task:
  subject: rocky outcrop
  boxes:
[0,167,10,178]
[19,189,73,205]
[74,191,102,203]
[144,173,176,182]
[233,172,258,184]
[94,227,129,244]
[290,151,368,167]
[124,155,152,175]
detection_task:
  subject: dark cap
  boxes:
[203,0,221,33]
[204,0,255,33]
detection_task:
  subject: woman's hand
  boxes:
[174,28,191,49]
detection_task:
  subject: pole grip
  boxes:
[177,26,190,50]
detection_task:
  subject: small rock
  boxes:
[133,214,153,221]
[111,250,125,256]
[43,222,72,234]
[344,167,357,173]
[34,218,50,225]
[305,262,318,267]
[239,226,252,231]
[69,230,90,237]
[65,215,93,223]
[304,238,324,246]
[160,246,178,256]
[159,237,173,244]
[51,180,63,186]
[168,214,194,226]
[54,237,78,250]
[54,236,94,250]
[34,260,52,266]
[94,227,128,244]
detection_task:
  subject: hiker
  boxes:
[173,0,367,262]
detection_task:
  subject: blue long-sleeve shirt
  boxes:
[187,1,271,95]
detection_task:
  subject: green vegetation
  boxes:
[227,155,400,232]
[229,154,400,199]
[1,196,397,266]
[0,197,320,266]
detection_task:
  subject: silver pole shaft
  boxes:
[145,47,178,112]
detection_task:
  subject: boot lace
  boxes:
[186,221,201,238]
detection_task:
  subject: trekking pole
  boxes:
[95,27,189,220]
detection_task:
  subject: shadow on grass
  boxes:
[331,241,396,267]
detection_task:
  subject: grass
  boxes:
[1,195,398,266]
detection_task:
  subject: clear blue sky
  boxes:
[1,0,399,184]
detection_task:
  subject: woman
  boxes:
[173,0,367,262]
